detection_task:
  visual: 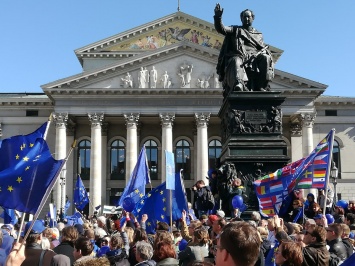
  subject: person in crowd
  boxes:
[266,218,276,248]
[274,241,303,266]
[304,193,316,219]
[303,219,316,232]
[214,221,261,266]
[95,216,109,240]
[334,206,346,223]
[227,178,245,217]
[345,213,355,231]
[181,210,202,242]
[302,225,329,265]
[251,211,261,225]
[21,220,57,266]
[257,226,272,258]
[193,180,214,218]
[294,231,306,248]
[129,227,149,265]
[348,200,355,214]
[178,227,210,266]
[53,225,78,264]
[313,214,324,226]
[317,188,334,214]
[73,236,100,265]
[340,223,354,258]
[326,223,348,261]
[288,200,303,224]
[0,229,6,266]
[51,227,61,248]
[152,234,178,266]
[84,228,100,256]
[135,240,156,266]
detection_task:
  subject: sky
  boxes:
[1,1,354,97]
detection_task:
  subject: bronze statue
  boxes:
[214,3,274,96]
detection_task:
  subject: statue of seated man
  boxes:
[214,3,274,96]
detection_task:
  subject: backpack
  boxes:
[329,252,342,266]
[202,188,215,210]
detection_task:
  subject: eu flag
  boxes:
[0,136,64,214]
[133,172,188,234]
[74,175,90,210]
[254,130,334,217]
[0,208,18,224]
[118,146,150,206]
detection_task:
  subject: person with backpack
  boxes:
[192,180,215,218]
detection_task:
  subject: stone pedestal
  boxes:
[218,91,289,211]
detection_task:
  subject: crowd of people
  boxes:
[1,184,355,266]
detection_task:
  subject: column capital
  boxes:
[159,113,175,127]
[300,112,316,127]
[88,113,104,127]
[124,113,140,128]
[52,113,68,128]
[195,113,211,127]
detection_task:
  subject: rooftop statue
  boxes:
[214,3,274,97]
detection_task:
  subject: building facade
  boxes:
[1,11,354,216]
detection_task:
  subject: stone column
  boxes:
[124,114,140,184]
[160,114,175,183]
[301,113,316,157]
[290,115,303,162]
[101,123,108,205]
[301,112,317,196]
[52,113,68,214]
[88,113,104,215]
[195,113,210,185]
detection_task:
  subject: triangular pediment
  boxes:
[74,11,283,68]
[42,40,326,97]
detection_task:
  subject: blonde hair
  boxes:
[124,226,134,244]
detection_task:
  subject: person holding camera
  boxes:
[192,180,214,218]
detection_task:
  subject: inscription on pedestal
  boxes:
[245,111,267,124]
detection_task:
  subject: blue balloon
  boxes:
[325,214,334,224]
[122,197,135,212]
[232,195,244,209]
[336,200,348,209]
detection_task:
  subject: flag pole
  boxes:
[170,189,173,230]
[43,113,53,141]
[322,129,335,216]
[21,140,76,244]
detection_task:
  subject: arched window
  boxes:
[175,139,191,180]
[333,140,341,177]
[110,140,125,180]
[209,139,222,169]
[78,140,91,180]
[144,140,159,180]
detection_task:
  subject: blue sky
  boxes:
[1,1,354,96]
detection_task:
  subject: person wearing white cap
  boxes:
[94,216,108,239]
[216,210,225,219]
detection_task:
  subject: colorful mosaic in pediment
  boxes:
[107,21,224,52]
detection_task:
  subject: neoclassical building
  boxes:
[1,11,354,215]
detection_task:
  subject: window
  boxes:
[209,139,222,169]
[325,110,337,116]
[333,140,341,178]
[144,140,158,180]
[110,140,125,180]
[175,139,191,180]
[26,110,38,117]
[78,140,91,180]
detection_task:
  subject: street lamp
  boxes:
[330,162,338,203]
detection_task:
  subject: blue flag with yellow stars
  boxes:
[118,146,150,206]
[0,124,64,214]
[74,175,90,210]
[133,172,188,234]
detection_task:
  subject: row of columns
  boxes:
[53,112,211,214]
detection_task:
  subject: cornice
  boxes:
[315,96,355,106]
